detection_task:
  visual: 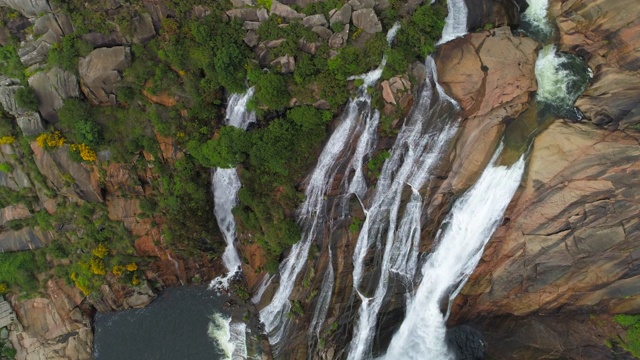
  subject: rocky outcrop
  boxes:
[454,121,640,319]
[270,0,304,21]
[464,0,528,31]
[31,143,103,203]
[551,0,640,129]
[28,67,80,122]
[435,27,538,194]
[78,46,132,105]
[0,77,46,135]
[329,4,352,26]
[0,227,53,252]
[8,279,92,360]
[351,8,382,34]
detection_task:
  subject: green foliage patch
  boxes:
[614,314,640,358]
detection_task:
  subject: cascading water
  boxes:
[210,88,256,290]
[260,24,400,353]
[383,148,525,360]
[522,0,551,35]
[208,89,255,360]
[438,0,468,44]
[347,57,460,360]
[534,44,591,119]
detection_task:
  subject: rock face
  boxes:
[464,0,528,30]
[28,68,80,122]
[270,0,304,21]
[435,27,538,194]
[78,46,132,105]
[351,8,382,33]
[455,121,640,318]
[552,0,640,129]
[0,77,46,135]
[8,280,93,360]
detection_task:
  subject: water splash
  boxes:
[535,45,587,109]
[383,148,526,360]
[210,89,256,291]
[523,0,551,35]
[208,313,248,360]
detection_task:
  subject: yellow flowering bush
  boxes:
[112,265,125,276]
[132,274,140,286]
[0,136,15,144]
[0,283,8,294]
[92,243,109,259]
[90,257,106,275]
[36,131,65,148]
[70,143,97,161]
[125,262,138,272]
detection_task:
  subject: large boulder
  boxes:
[28,67,80,122]
[78,46,131,105]
[435,27,538,194]
[302,14,327,28]
[270,0,304,21]
[329,3,352,26]
[226,8,260,22]
[552,0,640,129]
[464,0,527,30]
[0,227,52,252]
[329,24,349,49]
[352,8,382,33]
[0,0,51,19]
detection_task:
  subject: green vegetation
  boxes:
[614,314,640,358]
[0,44,25,80]
[0,251,43,295]
[47,35,93,73]
[349,217,363,233]
[57,98,103,147]
[15,86,39,111]
[367,150,391,179]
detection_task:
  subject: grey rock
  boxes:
[243,21,261,30]
[16,112,45,136]
[132,13,156,44]
[329,24,349,48]
[78,46,132,105]
[0,227,52,252]
[257,8,269,22]
[271,55,295,74]
[230,0,254,7]
[312,26,333,40]
[0,77,25,116]
[18,30,58,66]
[298,38,319,54]
[349,0,376,10]
[226,8,260,21]
[0,328,8,339]
[302,14,327,28]
[265,39,286,48]
[28,67,80,122]
[352,8,382,33]
[244,30,259,47]
[270,0,304,20]
[192,5,211,18]
[330,4,352,26]
[81,32,128,47]
[0,0,51,18]
[375,0,391,11]
[33,13,73,37]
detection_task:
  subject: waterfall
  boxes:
[534,44,590,112]
[438,0,468,45]
[260,24,400,353]
[383,148,525,359]
[208,313,249,360]
[210,88,256,290]
[207,89,255,360]
[347,57,460,360]
[523,0,551,34]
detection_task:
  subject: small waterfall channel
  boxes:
[210,88,256,290]
[208,88,256,360]
[259,24,400,353]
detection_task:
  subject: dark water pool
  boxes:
[93,286,228,360]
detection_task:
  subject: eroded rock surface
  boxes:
[78,46,132,105]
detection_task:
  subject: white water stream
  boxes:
[210,88,256,290]
[383,149,525,359]
[260,24,400,353]
[208,88,255,360]
[438,0,468,44]
[523,0,551,34]
[347,57,460,360]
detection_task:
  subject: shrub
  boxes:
[58,98,103,147]
[0,136,15,145]
[0,162,13,173]
[70,143,97,162]
[15,86,39,111]
[0,44,25,80]
[614,314,640,357]
[36,131,66,149]
[254,72,290,110]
